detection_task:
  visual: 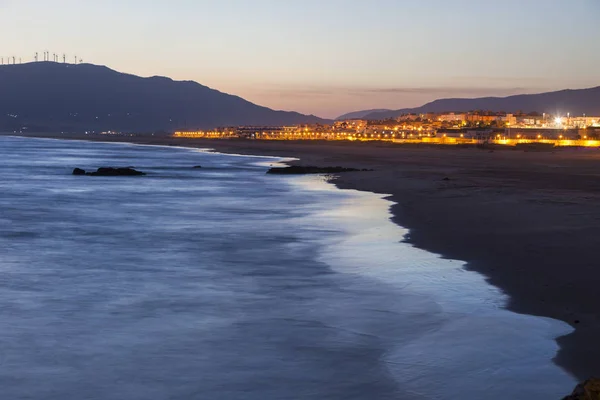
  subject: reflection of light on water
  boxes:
[289,175,576,400]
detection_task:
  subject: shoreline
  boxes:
[7,132,600,381]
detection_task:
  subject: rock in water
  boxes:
[87,167,146,176]
[193,165,202,169]
[563,379,600,399]
[72,168,86,175]
[266,165,366,175]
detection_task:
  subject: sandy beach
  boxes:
[9,133,600,381]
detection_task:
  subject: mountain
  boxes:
[362,108,413,120]
[0,62,329,133]
[351,87,600,120]
[336,109,392,120]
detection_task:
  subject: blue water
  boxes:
[0,136,575,399]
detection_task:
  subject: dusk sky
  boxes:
[1,0,599,118]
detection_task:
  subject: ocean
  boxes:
[0,136,576,399]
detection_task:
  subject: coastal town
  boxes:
[173,111,600,147]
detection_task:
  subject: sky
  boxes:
[1,0,599,118]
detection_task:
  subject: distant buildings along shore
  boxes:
[173,111,600,147]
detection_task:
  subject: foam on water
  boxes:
[289,177,576,398]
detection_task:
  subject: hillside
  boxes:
[356,87,600,120]
[0,62,329,132]
[336,109,392,120]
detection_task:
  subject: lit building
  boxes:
[334,119,367,133]
[570,117,600,128]
[466,114,504,124]
[506,128,580,140]
[438,113,466,122]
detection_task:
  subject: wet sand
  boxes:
[9,133,600,381]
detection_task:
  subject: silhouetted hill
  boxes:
[356,87,600,120]
[336,109,392,120]
[362,108,413,120]
[0,62,329,132]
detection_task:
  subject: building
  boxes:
[396,114,420,122]
[570,116,600,128]
[437,128,493,140]
[505,114,517,126]
[333,119,367,133]
[236,126,285,138]
[466,129,494,140]
[438,113,466,123]
[506,128,580,140]
[465,114,504,124]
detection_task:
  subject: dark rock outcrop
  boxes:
[267,166,371,175]
[563,379,600,399]
[90,167,146,176]
[193,166,202,169]
[72,167,146,176]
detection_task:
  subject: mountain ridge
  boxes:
[336,109,393,120]
[341,87,600,120]
[0,62,330,132]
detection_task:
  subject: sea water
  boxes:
[0,136,575,399]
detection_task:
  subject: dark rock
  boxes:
[266,165,366,175]
[193,166,202,169]
[442,177,451,181]
[563,378,600,399]
[87,167,146,176]
[72,168,86,175]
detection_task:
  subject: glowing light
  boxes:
[555,117,563,125]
